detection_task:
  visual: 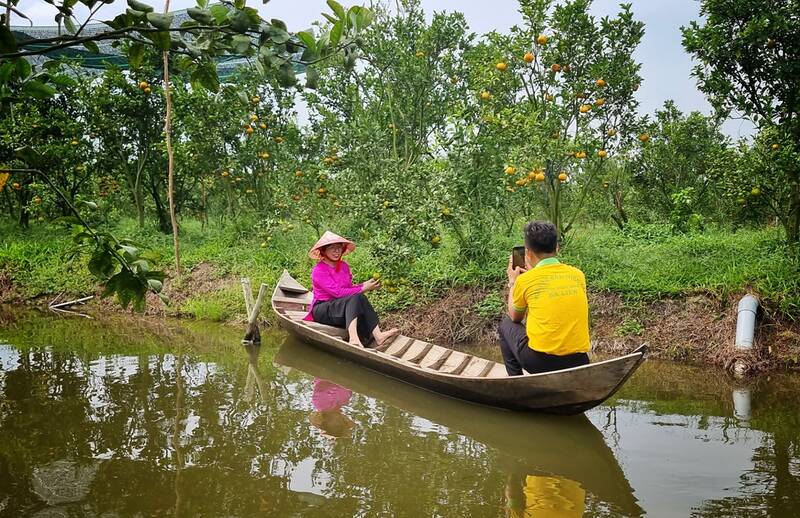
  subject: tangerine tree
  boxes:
[682,0,800,245]
[454,0,643,239]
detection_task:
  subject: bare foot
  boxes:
[348,339,363,347]
[375,328,400,346]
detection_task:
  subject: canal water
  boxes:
[0,309,798,517]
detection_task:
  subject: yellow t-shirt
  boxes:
[511,258,590,356]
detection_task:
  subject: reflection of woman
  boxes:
[505,470,586,518]
[308,378,355,439]
[304,231,399,347]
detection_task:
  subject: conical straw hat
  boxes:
[308,231,356,260]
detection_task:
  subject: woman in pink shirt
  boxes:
[306,231,399,347]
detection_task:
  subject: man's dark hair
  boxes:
[523,220,558,254]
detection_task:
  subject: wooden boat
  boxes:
[271,270,647,414]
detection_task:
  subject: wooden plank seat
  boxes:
[301,321,348,339]
[399,341,433,363]
[438,351,473,375]
[484,363,509,378]
[381,336,414,357]
[419,346,453,370]
[460,357,496,377]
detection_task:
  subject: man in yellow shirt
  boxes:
[500,220,591,375]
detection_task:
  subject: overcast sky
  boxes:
[18,0,754,138]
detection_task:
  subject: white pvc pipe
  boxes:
[732,388,752,422]
[735,295,759,350]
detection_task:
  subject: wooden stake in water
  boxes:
[242,280,268,344]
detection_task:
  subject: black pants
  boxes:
[498,317,589,375]
[312,293,379,346]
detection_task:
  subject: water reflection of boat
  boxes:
[276,339,644,517]
[271,271,647,414]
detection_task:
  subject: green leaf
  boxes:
[21,80,56,99]
[146,12,173,31]
[229,10,251,33]
[231,34,252,54]
[82,40,100,54]
[128,43,145,68]
[190,63,219,92]
[268,24,290,44]
[358,7,374,28]
[186,7,213,25]
[326,0,345,20]
[0,25,18,53]
[296,31,316,52]
[88,252,115,279]
[147,279,163,292]
[51,74,77,87]
[208,4,228,24]
[304,65,319,89]
[330,21,343,46]
[15,58,31,79]
[0,62,14,83]
[271,19,288,31]
[120,244,140,260]
[126,8,146,21]
[64,17,77,35]
[277,62,296,87]
[237,90,249,104]
[321,13,338,25]
[127,0,155,13]
[80,200,98,210]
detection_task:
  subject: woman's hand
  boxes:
[507,255,527,287]
[362,278,381,292]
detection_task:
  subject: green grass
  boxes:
[2,218,798,320]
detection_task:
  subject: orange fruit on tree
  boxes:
[506,186,515,192]
[562,65,571,73]
[251,95,260,103]
[275,136,284,143]
[597,149,607,158]
[431,235,441,244]
[639,133,650,143]
[496,62,508,71]
[143,87,151,94]
[607,128,617,137]
[595,98,605,106]
[545,94,554,102]
[579,104,591,113]
[558,172,568,181]
[515,178,527,186]
[751,187,761,196]
[550,63,561,73]
[528,171,537,180]
[535,172,546,182]
[480,90,491,100]
[250,114,258,122]
[295,170,303,177]
[523,52,534,63]
[12,182,21,190]
[504,165,516,175]
[595,79,606,87]
[245,126,254,135]
[772,143,780,150]
[537,34,548,45]
[70,139,79,145]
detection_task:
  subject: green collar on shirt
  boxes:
[534,257,560,269]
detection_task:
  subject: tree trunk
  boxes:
[162,1,180,273]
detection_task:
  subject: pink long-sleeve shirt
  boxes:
[304,260,363,321]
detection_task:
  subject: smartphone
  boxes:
[512,246,526,270]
